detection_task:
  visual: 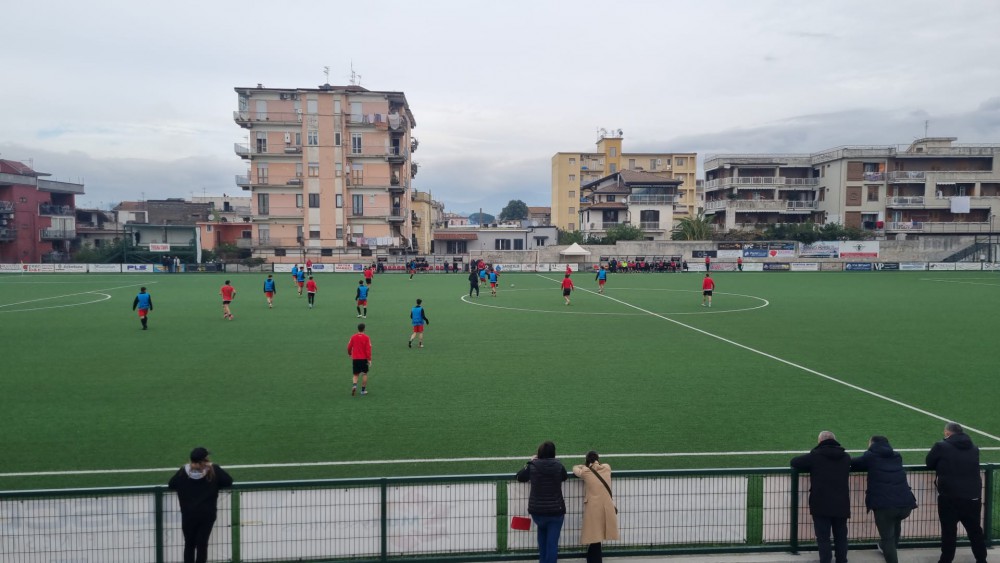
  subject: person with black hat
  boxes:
[168,447,234,563]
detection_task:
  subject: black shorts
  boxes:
[563,288,571,296]
[222,300,232,305]
[352,359,369,375]
[703,290,713,296]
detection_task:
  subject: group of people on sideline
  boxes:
[792,423,987,563]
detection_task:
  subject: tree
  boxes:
[671,213,715,241]
[468,212,495,225]
[558,230,585,245]
[498,200,529,222]
[604,223,645,244]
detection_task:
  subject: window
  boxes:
[569,157,576,165]
[295,133,301,146]
[308,163,319,177]
[514,239,524,250]
[296,226,303,243]
[336,163,342,177]
[676,157,686,167]
[569,190,575,199]
[533,237,547,247]
[336,227,343,238]
[256,163,268,183]
[309,230,320,239]
[629,159,636,169]
[321,248,333,257]
[568,223,575,230]
[495,239,512,250]
[307,100,318,114]
[240,229,251,239]
[334,100,341,114]
[352,194,364,215]
[274,248,286,257]
[255,131,267,153]
[295,163,303,177]
[258,226,269,242]
[336,194,343,208]
[607,195,615,202]
[256,193,269,215]
[446,241,467,253]
[335,132,341,146]
[307,130,318,146]
[650,158,657,170]
[867,186,879,202]
[309,194,320,208]
[569,206,575,214]
[610,163,617,173]
[295,194,303,208]
[610,147,617,157]
[351,133,362,154]
[863,163,879,173]
[569,174,576,182]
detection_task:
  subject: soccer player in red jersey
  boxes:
[347,323,373,396]
[561,273,574,306]
[220,280,236,320]
[704,255,711,272]
[702,273,715,307]
[364,265,374,286]
[306,276,318,309]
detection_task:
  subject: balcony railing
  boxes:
[40,228,76,239]
[886,196,925,206]
[1,200,17,212]
[235,175,251,187]
[349,206,407,220]
[885,221,993,233]
[639,221,661,230]
[863,172,886,181]
[629,195,675,205]
[234,143,250,158]
[706,199,817,212]
[234,110,302,124]
[38,204,75,216]
[0,228,16,241]
[254,206,303,218]
[704,177,819,190]
[889,171,926,181]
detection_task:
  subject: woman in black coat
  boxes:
[516,441,567,563]
[168,447,234,563]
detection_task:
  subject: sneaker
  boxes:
[408,340,412,348]
[418,343,424,348]
[352,387,357,396]
[362,315,366,319]
[360,390,367,396]
[357,314,362,318]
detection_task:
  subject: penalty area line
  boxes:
[5,448,1000,478]
[538,274,1000,444]
[0,282,155,309]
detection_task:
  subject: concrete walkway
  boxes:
[597,547,950,562]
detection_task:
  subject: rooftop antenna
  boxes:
[924,119,929,138]
[350,62,362,87]
[323,66,330,84]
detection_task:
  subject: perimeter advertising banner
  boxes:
[839,241,879,258]
[790,262,820,272]
[742,243,769,259]
[873,263,900,271]
[124,264,153,273]
[800,241,840,259]
[762,263,790,271]
[0,263,26,273]
[844,263,873,271]
[148,243,171,252]
[716,243,743,259]
[90,264,122,273]
[900,262,928,271]
[768,242,796,258]
[928,263,956,271]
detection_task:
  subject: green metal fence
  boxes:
[1,466,995,562]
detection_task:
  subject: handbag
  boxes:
[588,464,618,514]
[510,516,532,530]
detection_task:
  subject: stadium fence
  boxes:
[1,466,996,563]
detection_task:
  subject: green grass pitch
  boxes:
[1,269,998,490]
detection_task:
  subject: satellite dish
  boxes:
[618,129,623,136]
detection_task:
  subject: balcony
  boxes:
[629,195,675,205]
[40,228,76,239]
[706,199,817,212]
[234,143,250,158]
[886,196,925,207]
[235,175,251,188]
[863,172,886,181]
[254,206,303,219]
[704,177,819,190]
[885,221,993,234]
[39,204,75,216]
[1,200,16,213]
[0,228,16,241]
[387,146,408,163]
[349,207,407,221]
[639,221,661,230]
[234,110,302,125]
[348,144,393,159]
[236,238,254,249]
[888,171,926,182]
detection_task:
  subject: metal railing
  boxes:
[704,177,819,190]
[39,228,76,239]
[1,466,995,563]
[863,172,885,181]
[38,204,74,216]
[0,200,14,212]
[889,171,927,181]
[885,221,994,233]
[629,195,675,205]
[706,200,818,212]
[887,196,925,206]
[233,110,302,124]
[639,221,661,230]
[350,206,407,220]
[0,228,16,241]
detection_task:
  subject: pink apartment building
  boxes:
[234,82,418,262]
[0,159,84,263]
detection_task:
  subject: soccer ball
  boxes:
[510,283,515,287]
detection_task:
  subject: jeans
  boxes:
[873,507,911,563]
[813,515,848,563]
[531,513,564,563]
[181,515,216,563]
[937,495,988,563]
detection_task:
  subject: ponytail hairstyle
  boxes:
[585,450,600,466]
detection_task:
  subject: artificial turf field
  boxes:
[1,269,998,491]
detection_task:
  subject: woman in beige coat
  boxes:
[572,451,620,563]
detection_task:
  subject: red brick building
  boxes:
[0,159,85,263]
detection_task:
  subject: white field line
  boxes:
[538,274,1000,444]
[0,282,153,309]
[459,288,769,316]
[920,278,1000,288]
[0,293,111,314]
[5,448,1000,478]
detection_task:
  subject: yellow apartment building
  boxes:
[551,131,697,231]
[410,190,444,254]
[234,82,417,262]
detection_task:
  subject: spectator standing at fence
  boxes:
[704,254,711,271]
[926,422,988,563]
[572,451,619,563]
[517,441,568,563]
[468,267,480,298]
[132,286,153,330]
[791,430,851,563]
[174,256,181,273]
[850,435,917,563]
[263,274,277,308]
[168,447,233,563]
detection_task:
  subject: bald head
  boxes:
[818,431,836,443]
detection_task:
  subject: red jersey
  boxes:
[364,268,373,280]
[220,285,236,300]
[306,280,317,293]
[347,333,372,360]
[702,277,715,290]
[561,277,574,290]
[306,259,312,268]
[565,265,572,274]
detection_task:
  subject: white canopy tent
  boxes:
[559,243,591,256]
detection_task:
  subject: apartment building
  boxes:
[234,82,417,262]
[551,131,697,231]
[0,159,84,263]
[580,170,682,241]
[410,190,444,254]
[703,137,1000,237]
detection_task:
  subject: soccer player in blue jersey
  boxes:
[408,298,430,348]
[596,265,608,294]
[295,267,306,296]
[263,274,277,308]
[132,287,154,330]
[488,268,499,297]
[355,280,370,318]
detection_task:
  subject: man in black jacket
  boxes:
[851,435,917,563]
[791,431,851,563]
[468,268,480,298]
[926,422,987,563]
[168,447,234,563]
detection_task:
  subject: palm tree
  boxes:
[672,212,714,241]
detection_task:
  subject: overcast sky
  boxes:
[3,0,1000,215]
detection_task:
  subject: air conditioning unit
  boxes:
[284,133,291,143]
[279,93,288,100]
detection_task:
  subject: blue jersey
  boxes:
[291,266,299,277]
[411,306,426,326]
[134,292,152,310]
[296,270,306,282]
[263,278,276,292]
[488,271,498,283]
[597,269,607,281]
[357,285,370,301]
[479,268,487,278]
